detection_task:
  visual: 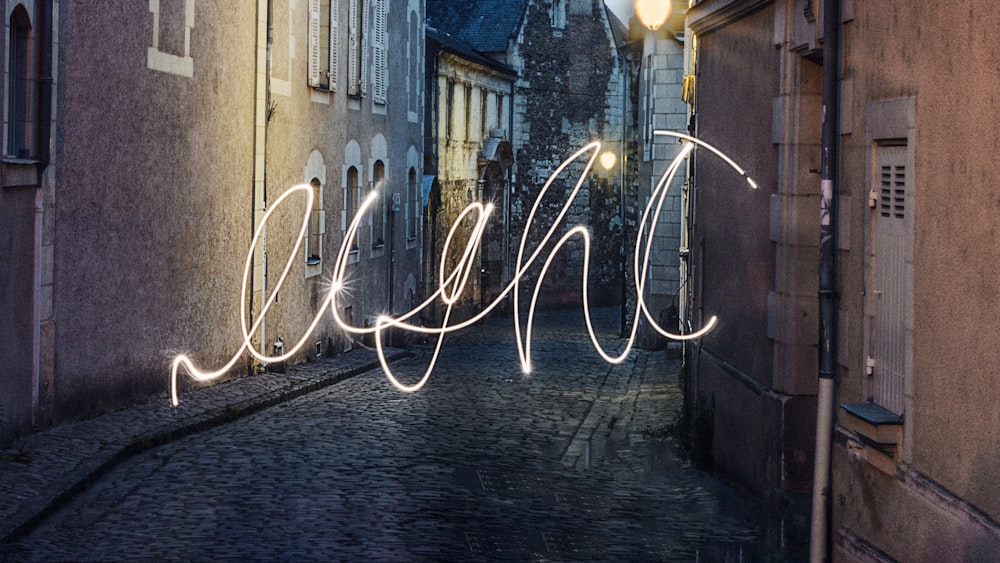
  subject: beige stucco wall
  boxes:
[49,1,256,419]
[263,0,424,358]
[833,1,1000,554]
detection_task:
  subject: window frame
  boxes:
[7,5,34,160]
[345,165,361,254]
[370,160,386,248]
[308,0,338,91]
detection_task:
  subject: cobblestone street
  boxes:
[2,309,776,561]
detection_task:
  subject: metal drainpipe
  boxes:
[619,46,627,337]
[251,0,273,361]
[37,0,52,172]
[811,0,841,560]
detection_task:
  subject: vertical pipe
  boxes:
[811,0,840,560]
[36,0,52,170]
[619,47,627,337]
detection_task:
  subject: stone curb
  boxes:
[0,350,411,544]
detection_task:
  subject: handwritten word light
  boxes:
[170,131,755,405]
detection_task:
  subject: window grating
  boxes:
[879,164,905,219]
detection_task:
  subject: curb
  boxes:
[0,350,411,544]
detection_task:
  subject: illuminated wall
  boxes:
[36,2,256,422]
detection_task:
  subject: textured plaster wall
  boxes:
[51,1,256,419]
[833,0,1000,547]
[693,5,776,386]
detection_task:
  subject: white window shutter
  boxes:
[373,0,387,104]
[308,0,321,87]
[329,0,338,90]
[348,0,359,96]
[360,0,370,97]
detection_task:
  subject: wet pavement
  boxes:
[1,308,787,561]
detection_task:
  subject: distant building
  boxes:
[423,26,516,314]
[427,0,629,312]
[0,0,424,440]
[627,2,690,346]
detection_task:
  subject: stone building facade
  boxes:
[0,0,424,440]
[629,5,690,345]
[687,0,1000,559]
[427,0,628,313]
[423,26,515,314]
[507,0,627,309]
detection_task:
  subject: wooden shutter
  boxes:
[372,0,387,104]
[308,0,321,87]
[360,0,370,97]
[328,0,338,90]
[348,0,359,95]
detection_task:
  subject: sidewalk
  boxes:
[0,348,409,544]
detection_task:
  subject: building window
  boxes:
[7,5,33,159]
[371,160,385,247]
[642,54,653,161]
[407,167,419,240]
[551,0,567,29]
[348,0,368,97]
[308,0,338,90]
[407,5,419,121]
[306,178,323,265]
[346,166,360,251]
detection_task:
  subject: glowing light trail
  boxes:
[170,132,756,405]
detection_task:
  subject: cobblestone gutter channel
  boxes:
[0,349,410,544]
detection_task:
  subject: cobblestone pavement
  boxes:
[2,308,775,561]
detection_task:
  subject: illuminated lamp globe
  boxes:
[599,150,617,171]
[634,0,672,31]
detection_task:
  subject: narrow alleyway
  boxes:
[3,309,779,561]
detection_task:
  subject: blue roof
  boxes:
[426,0,529,53]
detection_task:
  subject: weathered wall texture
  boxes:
[833,1,1000,558]
[51,0,256,419]
[0,0,425,438]
[687,1,784,491]
[509,0,625,308]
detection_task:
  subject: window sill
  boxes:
[306,257,321,266]
[2,158,39,189]
[839,402,903,474]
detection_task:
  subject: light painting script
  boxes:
[169,131,757,406]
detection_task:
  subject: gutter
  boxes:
[811,0,841,560]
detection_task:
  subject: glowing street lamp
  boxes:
[599,150,618,171]
[634,0,672,31]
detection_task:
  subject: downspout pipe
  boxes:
[36,0,53,171]
[811,0,840,561]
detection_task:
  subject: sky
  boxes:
[605,0,634,24]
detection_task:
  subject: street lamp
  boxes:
[599,150,617,171]
[634,0,672,31]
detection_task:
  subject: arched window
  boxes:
[407,167,418,240]
[306,178,322,264]
[7,5,33,158]
[346,166,360,251]
[371,160,385,247]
